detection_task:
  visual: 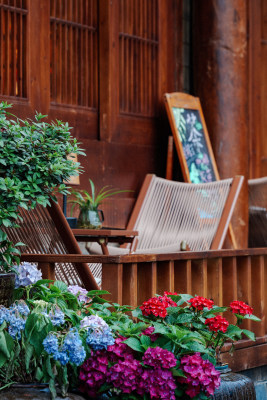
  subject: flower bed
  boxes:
[0,263,261,399]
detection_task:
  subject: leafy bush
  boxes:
[0,101,84,271]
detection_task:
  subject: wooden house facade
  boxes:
[3,0,267,376]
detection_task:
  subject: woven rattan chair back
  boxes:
[3,201,99,289]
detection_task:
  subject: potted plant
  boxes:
[0,101,84,292]
[70,179,131,229]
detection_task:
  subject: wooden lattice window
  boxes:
[0,0,27,98]
[50,0,98,108]
[119,0,159,117]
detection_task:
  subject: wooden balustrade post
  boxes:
[122,263,138,308]
[174,260,192,294]
[207,258,223,306]
[156,261,174,295]
[251,255,265,337]
[102,262,123,304]
[191,259,208,298]
[39,262,55,280]
[222,257,237,324]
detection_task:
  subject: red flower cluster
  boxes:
[189,296,214,311]
[230,300,253,316]
[140,296,177,318]
[205,315,229,333]
[164,291,179,296]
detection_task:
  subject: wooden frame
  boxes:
[164,92,220,183]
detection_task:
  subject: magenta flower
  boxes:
[141,368,177,400]
[107,358,145,395]
[142,347,177,369]
[79,350,109,397]
[141,326,159,342]
[178,353,221,398]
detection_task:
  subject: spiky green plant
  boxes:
[70,179,131,214]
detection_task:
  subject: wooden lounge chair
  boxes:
[248,177,267,247]
[2,201,99,290]
[89,174,244,255]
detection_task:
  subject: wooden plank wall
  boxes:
[0,0,184,228]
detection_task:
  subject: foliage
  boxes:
[0,274,261,400]
[0,101,85,271]
[70,178,131,213]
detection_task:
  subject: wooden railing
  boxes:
[21,248,267,372]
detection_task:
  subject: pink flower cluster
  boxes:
[188,296,214,311]
[230,300,253,316]
[142,368,177,400]
[141,326,159,342]
[140,295,177,318]
[205,315,229,333]
[178,353,221,398]
[79,339,178,399]
[142,346,177,369]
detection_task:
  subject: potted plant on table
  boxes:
[0,101,84,299]
[70,179,131,229]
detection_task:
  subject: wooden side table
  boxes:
[72,228,138,255]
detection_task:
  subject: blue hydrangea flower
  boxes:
[43,334,59,355]
[48,308,65,326]
[61,329,86,366]
[7,316,26,339]
[0,307,8,325]
[86,327,115,351]
[16,302,30,317]
[54,351,69,366]
[69,345,86,365]
[14,262,42,288]
[41,307,65,327]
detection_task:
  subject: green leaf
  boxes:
[124,337,143,352]
[0,331,10,358]
[87,290,110,296]
[242,329,255,341]
[171,368,186,377]
[243,314,261,322]
[25,342,34,372]
[140,334,151,349]
[35,366,44,381]
[53,280,68,292]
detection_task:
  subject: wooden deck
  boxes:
[21,248,267,372]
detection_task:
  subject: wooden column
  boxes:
[193,1,248,248]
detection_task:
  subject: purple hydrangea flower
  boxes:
[142,346,177,369]
[141,326,159,342]
[141,368,177,400]
[79,350,109,397]
[14,262,42,288]
[107,358,145,395]
[68,285,90,303]
[80,315,109,330]
[178,353,221,398]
